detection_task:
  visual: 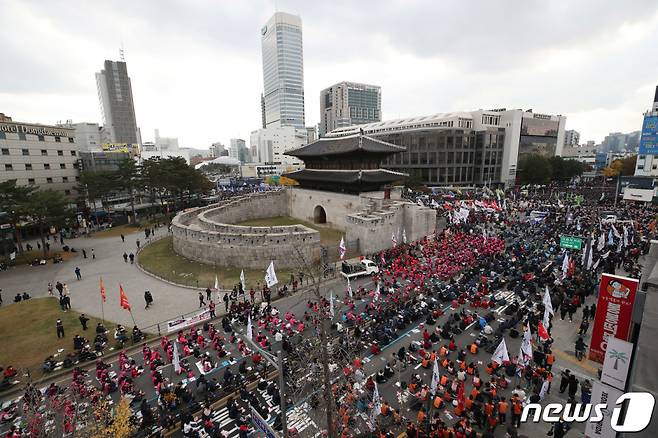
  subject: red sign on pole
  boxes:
[588,273,638,363]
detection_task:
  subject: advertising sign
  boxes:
[589,274,638,363]
[601,337,634,391]
[560,235,583,250]
[638,115,658,155]
[585,381,624,438]
[166,309,212,333]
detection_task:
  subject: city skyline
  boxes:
[2,0,658,149]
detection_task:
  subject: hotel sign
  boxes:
[0,122,71,138]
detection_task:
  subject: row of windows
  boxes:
[1,148,76,156]
[4,162,77,171]
[23,176,78,185]
[0,131,74,143]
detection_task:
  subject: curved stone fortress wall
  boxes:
[171,191,321,269]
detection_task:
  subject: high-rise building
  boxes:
[229,138,250,163]
[261,12,305,129]
[563,129,580,147]
[250,127,306,166]
[634,86,658,176]
[210,142,225,158]
[320,82,381,136]
[96,60,139,144]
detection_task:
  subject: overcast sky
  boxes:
[2,0,658,149]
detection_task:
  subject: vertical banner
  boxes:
[588,274,638,363]
[585,381,624,438]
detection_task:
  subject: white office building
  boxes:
[0,116,79,197]
[57,122,102,152]
[563,129,580,147]
[261,12,305,129]
[250,126,306,166]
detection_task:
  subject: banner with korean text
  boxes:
[588,273,638,363]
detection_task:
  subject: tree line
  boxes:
[0,157,213,257]
[518,154,592,184]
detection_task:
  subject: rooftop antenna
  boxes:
[119,42,125,61]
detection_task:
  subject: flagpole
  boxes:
[128,310,137,327]
[101,297,105,324]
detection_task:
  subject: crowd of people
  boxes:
[1,181,656,437]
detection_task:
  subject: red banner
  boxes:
[588,273,638,363]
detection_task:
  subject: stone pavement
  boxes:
[0,229,210,329]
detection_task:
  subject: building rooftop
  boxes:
[285,133,405,157]
[283,168,407,184]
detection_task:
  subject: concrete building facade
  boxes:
[96,60,139,145]
[0,119,79,196]
[329,108,566,187]
[563,129,580,147]
[261,12,305,129]
[249,126,306,166]
[320,82,381,136]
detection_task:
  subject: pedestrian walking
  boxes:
[56,319,65,338]
[144,290,153,309]
[209,300,216,318]
[136,239,141,249]
[56,281,64,296]
[82,249,87,259]
[120,234,125,243]
[64,294,71,310]
[559,369,571,393]
[578,319,589,335]
[129,253,135,264]
[74,266,81,280]
[91,248,95,260]
[123,252,128,263]
[206,287,212,302]
[567,375,579,401]
[47,282,53,296]
[223,293,229,311]
[198,291,206,308]
[79,314,89,330]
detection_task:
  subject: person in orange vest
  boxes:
[439,345,448,357]
[484,401,495,418]
[417,407,427,424]
[511,395,523,428]
[470,343,478,354]
[421,355,430,369]
[381,401,391,417]
[498,397,509,424]
[433,395,443,409]
[455,401,464,417]
[465,395,474,411]
[546,351,555,371]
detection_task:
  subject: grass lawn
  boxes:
[238,216,355,260]
[0,297,117,378]
[137,236,294,289]
[90,224,139,238]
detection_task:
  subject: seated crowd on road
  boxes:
[1,180,656,438]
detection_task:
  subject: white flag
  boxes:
[519,335,532,367]
[373,281,380,302]
[329,290,335,317]
[213,275,219,291]
[612,224,621,239]
[9,251,16,260]
[491,338,510,365]
[240,269,246,291]
[543,307,551,329]
[246,314,253,339]
[623,226,629,247]
[391,232,397,246]
[172,341,181,374]
[597,233,605,251]
[346,278,353,298]
[339,236,346,260]
[543,286,554,315]
[539,380,550,400]
[430,358,440,395]
[370,382,382,428]
[265,261,278,287]
[561,253,569,279]
[586,243,594,270]
[402,228,407,244]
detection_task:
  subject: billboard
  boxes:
[638,115,658,155]
[600,337,634,391]
[589,274,638,363]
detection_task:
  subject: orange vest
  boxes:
[470,344,478,354]
[485,403,494,416]
[417,411,426,423]
[433,396,443,409]
[498,401,508,413]
[546,354,555,364]
[513,402,522,415]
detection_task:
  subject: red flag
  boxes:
[119,284,131,311]
[537,322,550,340]
[100,277,106,303]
